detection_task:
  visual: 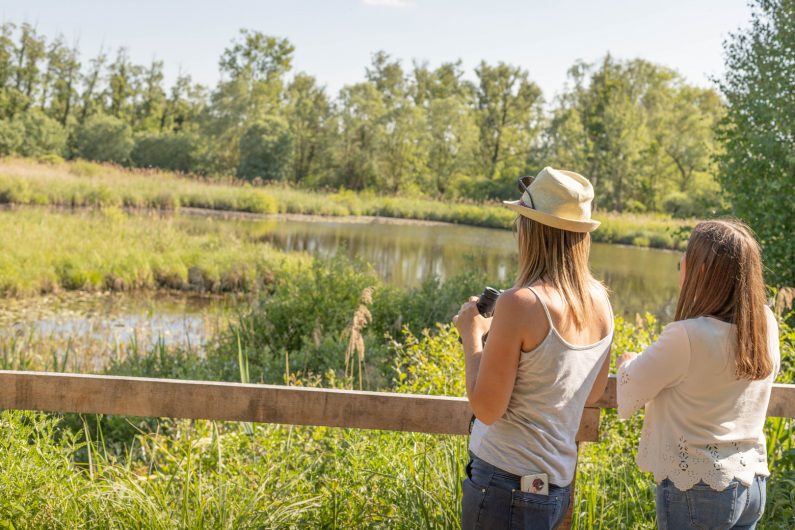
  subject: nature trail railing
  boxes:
[1,370,794,528]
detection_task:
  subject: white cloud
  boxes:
[362,0,414,7]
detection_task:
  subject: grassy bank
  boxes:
[1,256,793,528]
[268,187,692,250]
[0,208,306,297]
[0,158,693,249]
[0,157,279,213]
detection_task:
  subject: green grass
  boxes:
[0,157,694,250]
[0,157,278,213]
[1,255,792,528]
[0,207,307,297]
[268,187,693,250]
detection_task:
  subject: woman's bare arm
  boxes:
[457,288,546,425]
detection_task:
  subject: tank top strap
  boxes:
[525,286,554,328]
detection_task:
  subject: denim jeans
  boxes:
[656,476,766,530]
[462,452,571,530]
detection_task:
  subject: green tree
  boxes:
[0,110,66,157]
[131,131,200,173]
[106,48,142,123]
[8,23,46,117]
[660,87,722,192]
[377,103,428,193]
[474,62,544,179]
[160,73,205,133]
[365,53,429,193]
[0,23,15,97]
[74,113,134,164]
[0,116,23,156]
[44,38,81,126]
[203,30,294,175]
[284,73,330,183]
[426,96,478,195]
[410,60,473,107]
[15,109,67,157]
[79,48,107,123]
[237,116,293,181]
[333,82,385,190]
[136,59,167,131]
[717,0,795,286]
[544,57,722,212]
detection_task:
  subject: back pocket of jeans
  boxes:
[685,482,739,529]
[510,490,560,530]
[462,478,487,529]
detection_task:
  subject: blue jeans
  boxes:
[462,452,571,530]
[656,476,766,530]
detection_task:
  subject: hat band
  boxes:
[519,191,535,210]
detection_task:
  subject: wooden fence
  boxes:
[1,370,793,528]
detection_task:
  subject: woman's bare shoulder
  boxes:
[494,286,547,324]
[497,286,541,308]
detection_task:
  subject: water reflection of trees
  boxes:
[259,220,679,320]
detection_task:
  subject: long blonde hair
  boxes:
[675,219,772,380]
[514,216,602,329]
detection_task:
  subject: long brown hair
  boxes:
[675,219,772,380]
[514,216,602,329]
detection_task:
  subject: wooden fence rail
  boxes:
[2,370,793,529]
[1,371,794,438]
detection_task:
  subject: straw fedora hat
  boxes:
[503,167,600,233]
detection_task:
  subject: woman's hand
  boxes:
[616,352,637,370]
[453,296,492,344]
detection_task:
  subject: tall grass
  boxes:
[269,187,693,250]
[1,157,693,249]
[2,257,791,528]
[0,208,307,297]
[0,158,278,213]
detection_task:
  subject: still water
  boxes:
[259,216,681,320]
[5,213,681,358]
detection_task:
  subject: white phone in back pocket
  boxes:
[520,472,549,495]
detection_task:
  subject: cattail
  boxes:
[343,287,373,390]
[774,287,795,317]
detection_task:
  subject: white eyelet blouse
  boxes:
[617,307,780,491]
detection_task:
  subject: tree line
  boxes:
[0,23,724,216]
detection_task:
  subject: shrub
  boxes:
[237,189,278,214]
[237,117,293,181]
[16,110,67,158]
[0,177,32,204]
[74,114,134,164]
[37,153,65,165]
[131,131,201,173]
[68,159,104,177]
[218,255,380,382]
[649,232,674,249]
[663,191,696,218]
[0,118,23,156]
[624,199,647,214]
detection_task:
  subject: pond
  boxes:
[258,215,681,320]
[4,212,680,361]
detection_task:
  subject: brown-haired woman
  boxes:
[617,219,780,530]
[454,167,613,529]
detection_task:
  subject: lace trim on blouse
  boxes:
[617,317,778,491]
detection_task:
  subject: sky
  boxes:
[1,0,754,100]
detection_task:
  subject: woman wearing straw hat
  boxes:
[453,167,614,529]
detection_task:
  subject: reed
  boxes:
[0,207,307,297]
[1,157,693,250]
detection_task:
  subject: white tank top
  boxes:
[469,286,613,486]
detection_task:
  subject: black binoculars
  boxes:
[475,286,501,318]
[457,286,502,344]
